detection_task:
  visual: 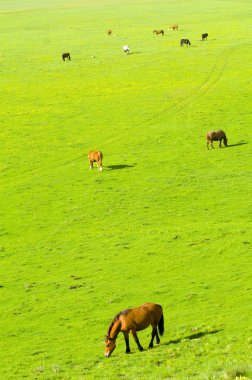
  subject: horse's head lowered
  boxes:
[104,336,116,357]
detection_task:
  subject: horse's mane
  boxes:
[107,309,130,336]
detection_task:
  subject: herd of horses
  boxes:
[107,26,207,49]
[62,28,209,60]
[88,130,228,172]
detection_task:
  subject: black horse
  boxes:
[202,33,208,41]
[62,52,71,61]
[180,39,191,47]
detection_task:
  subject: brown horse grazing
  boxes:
[107,29,112,36]
[153,29,164,36]
[169,24,178,30]
[88,150,103,171]
[206,130,228,149]
[104,303,164,357]
[62,52,71,61]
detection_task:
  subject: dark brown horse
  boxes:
[169,25,178,31]
[206,130,228,149]
[88,150,103,171]
[105,303,164,357]
[62,52,71,61]
[107,29,112,36]
[180,39,191,47]
[153,29,164,36]
[202,33,208,41]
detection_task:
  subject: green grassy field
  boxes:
[1,0,252,379]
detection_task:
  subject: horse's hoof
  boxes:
[125,350,130,354]
[148,345,154,349]
[138,347,144,352]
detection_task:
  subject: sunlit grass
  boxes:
[0,0,251,379]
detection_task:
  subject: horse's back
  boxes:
[132,303,163,320]
[118,303,163,333]
[153,29,164,35]
[206,130,226,142]
[88,150,103,161]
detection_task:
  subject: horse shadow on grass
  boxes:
[227,141,248,148]
[106,164,135,170]
[165,329,223,345]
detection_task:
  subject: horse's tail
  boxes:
[223,133,228,146]
[158,312,164,336]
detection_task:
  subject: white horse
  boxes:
[123,45,130,54]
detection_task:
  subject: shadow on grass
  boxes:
[227,142,248,148]
[165,329,223,345]
[106,164,135,170]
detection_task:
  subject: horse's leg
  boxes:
[211,141,214,149]
[131,331,144,351]
[97,161,103,171]
[219,139,222,148]
[89,161,93,170]
[148,326,158,348]
[123,332,130,353]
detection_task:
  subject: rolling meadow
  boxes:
[0,0,252,379]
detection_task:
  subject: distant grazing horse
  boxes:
[62,52,71,61]
[202,33,208,41]
[153,29,164,36]
[123,45,130,54]
[107,29,112,36]
[180,39,191,47]
[88,150,103,171]
[206,130,228,149]
[169,25,178,31]
[105,303,164,357]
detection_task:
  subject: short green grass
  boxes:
[0,0,252,379]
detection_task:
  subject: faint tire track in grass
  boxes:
[142,42,249,126]
[88,42,250,149]
[2,43,249,186]
[1,153,85,188]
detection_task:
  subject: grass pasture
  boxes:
[0,0,252,379]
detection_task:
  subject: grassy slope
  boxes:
[0,0,252,379]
